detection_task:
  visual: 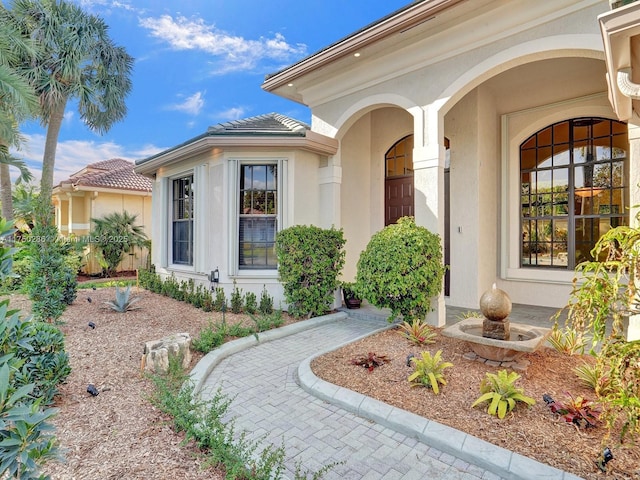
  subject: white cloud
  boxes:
[167,92,205,116]
[216,107,246,121]
[139,15,307,73]
[14,134,132,185]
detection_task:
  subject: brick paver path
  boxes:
[201,317,504,479]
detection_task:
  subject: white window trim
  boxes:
[228,157,287,278]
[168,171,196,271]
[500,94,616,285]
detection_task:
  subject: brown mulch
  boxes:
[312,328,640,480]
[2,285,299,480]
[3,286,638,479]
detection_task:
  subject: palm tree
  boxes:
[0,8,39,221]
[4,0,133,208]
[91,211,148,277]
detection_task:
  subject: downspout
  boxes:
[617,67,640,99]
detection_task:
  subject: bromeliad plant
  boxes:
[543,392,601,428]
[472,370,536,419]
[351,352,390,372]
[407,350,453,394]
[398,319,437,346]
[547,326,587,355]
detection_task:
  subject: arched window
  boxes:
[385,135,414,178]
[520,117,628,269]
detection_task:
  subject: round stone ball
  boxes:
[479,284,512,321]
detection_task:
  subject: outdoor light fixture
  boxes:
[88,322,96,329]
[87,384,99,396]
[210,268,219,283]
[596,447,613,472]
[406,353,415,367]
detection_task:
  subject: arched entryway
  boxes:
[384,135,414,226]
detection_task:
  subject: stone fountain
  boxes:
[442,284,551,362]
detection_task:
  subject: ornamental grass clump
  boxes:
[356,216,445,322]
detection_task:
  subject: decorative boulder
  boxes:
[142,333,192,374]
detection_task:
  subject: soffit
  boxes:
[264,0,605,107]
[599,1,640,120]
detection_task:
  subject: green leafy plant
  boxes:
[398,320,437,345]
[573,361,612,395]
[597,339,640,443]
[258,285,273,315]
[213,287,227,312]
[543,392,601,428]
[230,281,243,314]
[547,326,586,355]
[356,216,445,322]
[244,291,257,314]
[472,370,535,419]
[275,225,345,319]
[90,211,148,277]
[350,352,390,372]
[103,285,141,312]
[407,350,453,394]
[191,321,226,353]
[0,361,62,480]
[23,206,78,322]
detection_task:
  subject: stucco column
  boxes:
[318,158,342,229]
[413,105,446,327]
[66,192,73,236]
[626,115,640,341]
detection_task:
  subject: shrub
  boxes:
[275,225,345,319]
[407,350,453,394]
[23,215,78,322]
[258,286,273,315]
[230,281,243,314]
[192,321,226,353]
[0,301,71,405]
[244,291,257,315]
[356,216,445,322]
[472,370,535,419]
[213,287,227,312]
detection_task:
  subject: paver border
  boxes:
[189,311,584,480]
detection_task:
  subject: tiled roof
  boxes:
[61,159,152,192]
[207,113,309,136]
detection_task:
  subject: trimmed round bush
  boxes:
[356,216,445,322]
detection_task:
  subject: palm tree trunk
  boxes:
[0,162,12,222]
[40,98,67,208]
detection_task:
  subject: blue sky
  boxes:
[12,0,411,185]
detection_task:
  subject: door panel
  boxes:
[385,175,414,226]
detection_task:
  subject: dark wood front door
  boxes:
[385,175,414,226]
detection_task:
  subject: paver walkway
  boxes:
[199,315,504,480]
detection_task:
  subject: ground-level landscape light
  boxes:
[595,447,613,472]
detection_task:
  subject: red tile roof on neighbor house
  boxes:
[60,158,152,193]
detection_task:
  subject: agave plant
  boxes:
[407,350,453,394]
[104,285,141,312]
[472,369,535,419]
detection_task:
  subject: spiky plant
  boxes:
[547,326,586,355]
[398,319,437,345]
[472,369,535,419]
[407,350,453,394]
[104,285,140,312]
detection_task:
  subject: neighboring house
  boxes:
[137,0,639,326]
[53,158,152,275]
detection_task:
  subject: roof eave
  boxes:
[134,132,338,176]
[599,1,640,121]
[261,0,465,98]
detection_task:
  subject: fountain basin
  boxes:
[442,317,551,362]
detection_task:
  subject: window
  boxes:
[520,117,628,269]
[172,175,194,265]
[385,135,414,178]
[239,164,277,269]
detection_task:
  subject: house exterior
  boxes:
[138,0,639,326]
[53,158,152,274]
